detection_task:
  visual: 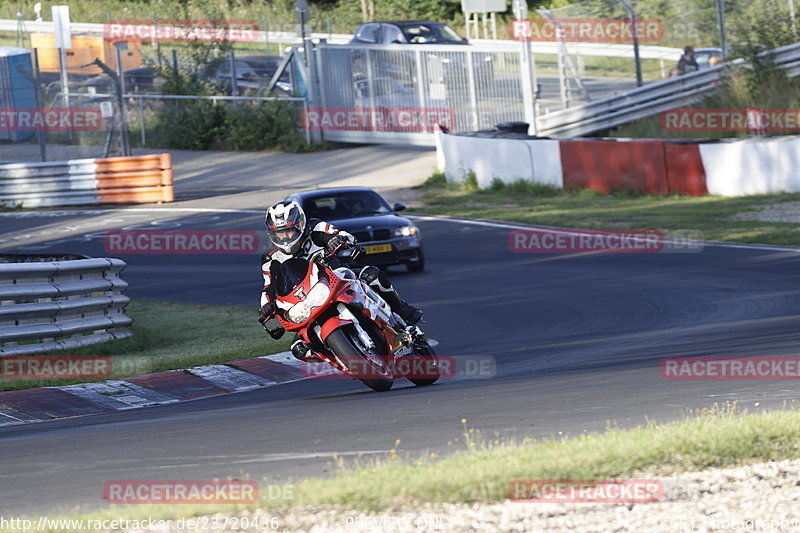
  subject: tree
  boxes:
[360,0,376,21]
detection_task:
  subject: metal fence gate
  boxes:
[313,42,533,144]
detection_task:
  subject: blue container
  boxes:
[0,47,36,142]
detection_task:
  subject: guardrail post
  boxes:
[305,42,322,144]
[114,44,132,156]
[229,49,239,102]
[467,50,479,131]
[138,97,146,147]
[520,41,537,135]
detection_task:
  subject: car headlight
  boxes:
[286,281,330,323]
[394,226,418,237]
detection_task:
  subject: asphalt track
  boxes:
[2,208,800,516]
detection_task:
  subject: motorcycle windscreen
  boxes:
[274,258,312,297]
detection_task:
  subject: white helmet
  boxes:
[265,200,307,254]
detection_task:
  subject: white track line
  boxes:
[3,207,797,253]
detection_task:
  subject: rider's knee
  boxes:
[358,265,391,291]
[358,265,381,284]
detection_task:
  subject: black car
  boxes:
[82,67,163,94]
[197,56,292,96]
[285,187,424,272]
[349,21,494,86]
[351,21,468,45]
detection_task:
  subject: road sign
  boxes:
[294,0,310,24]
[52,5,71,49]
[512,0,528,20]
[100,101,113,118]
[461,0,506,14]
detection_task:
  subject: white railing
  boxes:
[537,41,800,137]
[0,256,132,355]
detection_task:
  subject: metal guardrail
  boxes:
[0,257,132,356]
[0,154,174,208]
[537,41,800,137]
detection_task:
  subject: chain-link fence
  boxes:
[0,33,308,162]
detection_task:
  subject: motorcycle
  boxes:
[262,243,441,391]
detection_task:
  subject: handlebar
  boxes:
[318,240,364,263]
[262,320,285,339]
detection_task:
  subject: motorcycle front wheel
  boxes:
[326,327,394,392]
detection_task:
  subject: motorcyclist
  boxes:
[259,200,423,360]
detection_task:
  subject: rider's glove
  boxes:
[259,301,277,323]
[326,234,350,253]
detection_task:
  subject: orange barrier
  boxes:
[95,153,174,204]
[663,143,708,196]
[560,140,670,194]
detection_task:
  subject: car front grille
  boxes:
[353,231,371,243]
[352,229,391,243]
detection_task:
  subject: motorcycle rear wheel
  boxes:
[406,341,441,387]
[326,327,394,392]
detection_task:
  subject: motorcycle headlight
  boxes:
[305,281,330,307]
[286,281,330,323]
[394,226,418,237]
[287,302,312,324]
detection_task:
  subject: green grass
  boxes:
[415,173,800,246]
[0,300,291,392]
[11,402,800,530]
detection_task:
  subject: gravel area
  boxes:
[112,459,800,533]
[730,202,800,223]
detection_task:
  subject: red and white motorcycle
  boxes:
[262,244,440,391]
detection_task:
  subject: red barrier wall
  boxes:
[560,140,670,194]
[663,143,708,196]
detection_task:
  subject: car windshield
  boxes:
[399,23,465,44]
[245,60,290,82]
[303,191,392,219]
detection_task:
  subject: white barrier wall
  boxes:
[437,132,800,197]
[700,137,800,196]
[437,133,563,188]
[527,139,564,188]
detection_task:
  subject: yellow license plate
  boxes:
[364,244,392,254]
